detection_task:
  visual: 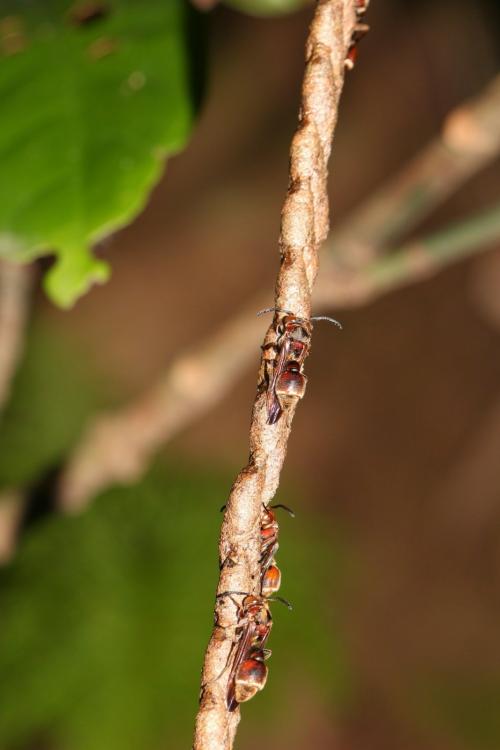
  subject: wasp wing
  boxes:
[259,540,279,578]
[266,335,290,424]
[226,617,259,711]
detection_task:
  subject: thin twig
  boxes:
[315,200,500,307]
[0,260,32,565]
[193,3,356,748]
[0,260,32,414]
[330,74,500,266]
[0,489,24,564]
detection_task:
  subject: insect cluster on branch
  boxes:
[224,503,294,710]
[217,307,341,709]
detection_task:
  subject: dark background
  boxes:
[1,1,500,748]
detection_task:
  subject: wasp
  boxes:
[260,503,294,597]
[221,594,273,710]
[345,0,370,70]
[215,504,293,708]
[259,308,341,425]
[219,592,291,710]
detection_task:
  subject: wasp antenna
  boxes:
[310,315,343,329]
[257,307,293,317]
[220,504,226,513]
[269,503,295,518]
[268,595,293,610]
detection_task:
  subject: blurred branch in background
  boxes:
[330,74,500,266]
[0,489,24,563]
[59,301,266,512]
[56,74,500,514]
[0,261,32,415]
[316,201,500,307]
[0,262,32,562]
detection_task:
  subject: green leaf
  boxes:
[222,0,311,16]
[0,464,352,750]
[0,323,97,490]
[0,1,203,307]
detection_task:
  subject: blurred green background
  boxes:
[1,1,500,749]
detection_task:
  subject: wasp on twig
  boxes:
[217,503,293,709]
[345,0,370,70]
[260,503,294,597]
[259,308,341,425]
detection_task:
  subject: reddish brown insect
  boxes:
[261,563,281,598]
[259,503,294,595]
[259,308,341,425]
[220,591,291,710]
[224,594,273,710]
[233,647,270,703]
[355,0,370,15]
[345,0,370,71]
[214,504,294,709]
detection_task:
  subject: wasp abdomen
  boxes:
[261,564,281,597]
[275,362,307,399]
[234,653,268,703]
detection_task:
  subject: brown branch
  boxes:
[0,260,32,414]
[193,3,356,748]
[330,74,500,266]
[0,489,24,564]
[0,260,32,566]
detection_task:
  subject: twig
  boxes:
[193,3,356,748]
[0,489,24,564]
[330,74,500,266]
[0,260,32,414]
[315,200,500,307]
[0,261,32,566]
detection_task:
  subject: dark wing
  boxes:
[259,540,279,579]
[226,618,258,711]
[266,335,290,424]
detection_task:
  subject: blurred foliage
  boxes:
[0,0,203,307]
[411,672,500,750]
[0,462,351,750]
[222,0,311,16]
[0,317,352,748]
[0,323,97,492]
